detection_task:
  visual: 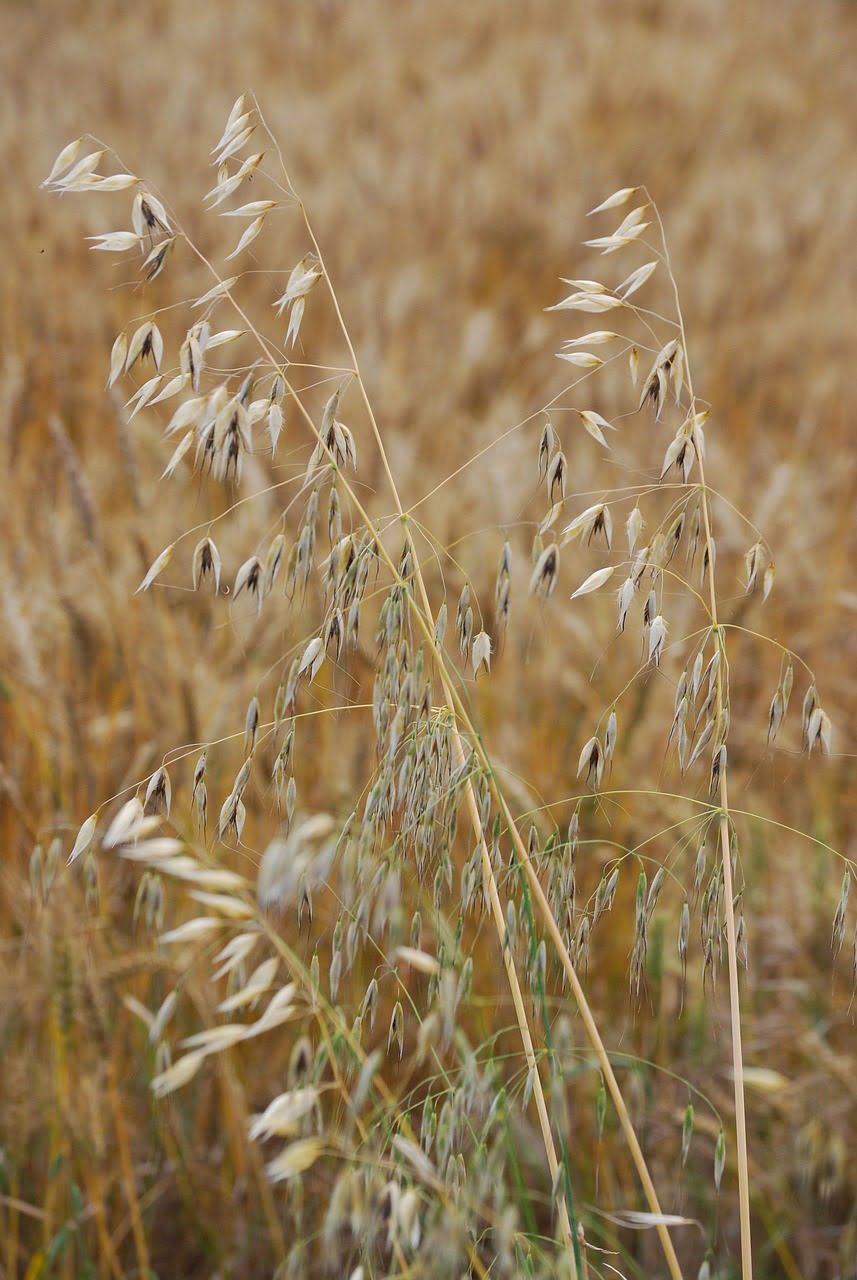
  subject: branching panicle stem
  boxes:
[651,193,753,1280]
[251,143,687,1278]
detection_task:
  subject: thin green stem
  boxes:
[647,189,753,1279]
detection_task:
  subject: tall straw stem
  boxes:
[650,193,753,1280]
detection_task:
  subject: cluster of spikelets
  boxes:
[45,92,849,1280]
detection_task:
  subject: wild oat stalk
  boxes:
[650,198,754,1279]
[46,95,842,1279]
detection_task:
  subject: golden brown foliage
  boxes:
[2,3,856,1278]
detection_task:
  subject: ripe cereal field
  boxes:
[1,3,856,1278]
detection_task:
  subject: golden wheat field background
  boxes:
[2,1,857,1278]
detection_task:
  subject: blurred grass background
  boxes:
[1,1,856,1276]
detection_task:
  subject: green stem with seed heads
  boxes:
[647,189,753,1280]
[259,131,689,1278]
[253,105,583,1267]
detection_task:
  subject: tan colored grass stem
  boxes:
[650,192,753,1280]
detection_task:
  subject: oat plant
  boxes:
[44,95,844,1279]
